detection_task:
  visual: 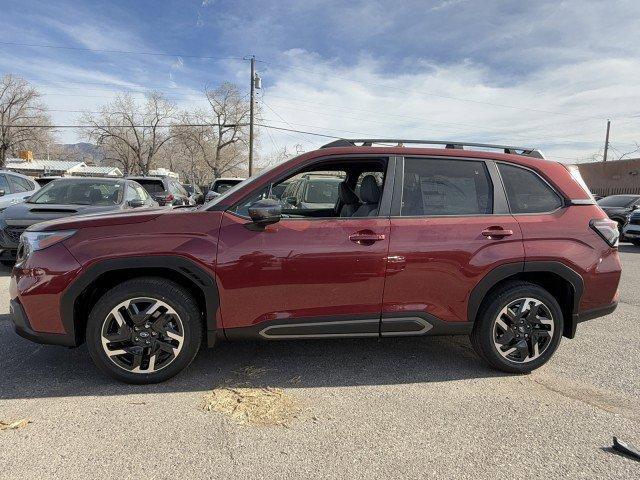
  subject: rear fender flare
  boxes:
[467,261,584,336]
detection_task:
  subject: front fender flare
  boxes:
[60,255,219,346]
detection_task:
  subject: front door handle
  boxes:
[349,231,386,245]
[481,227,514,239]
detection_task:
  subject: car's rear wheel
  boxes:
[86,277,202,384]
[470,282,563,374]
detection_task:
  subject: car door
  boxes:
[0,174,13,208]
[381,156,525,334]
[216,158,394,338]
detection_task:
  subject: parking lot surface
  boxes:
[0,246,638,479]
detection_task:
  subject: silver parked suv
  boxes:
[0,170,40,211]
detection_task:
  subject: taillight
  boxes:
[590,218,619,247]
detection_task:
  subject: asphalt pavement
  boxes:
[0,246,638,479]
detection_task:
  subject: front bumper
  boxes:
[10,298,76,346]
[622,225,640,239]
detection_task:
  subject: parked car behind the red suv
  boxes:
[10,139,621,383]
[127,176,193,207]
[0,177,158,265]
[204,177,243,202]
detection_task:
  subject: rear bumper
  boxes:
[10,298,76,346]
[566,300,618,338]
[574,300,618,324]
[0,248,17,261]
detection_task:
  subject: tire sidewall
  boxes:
[86,280,202,384]
[477,285,564,373]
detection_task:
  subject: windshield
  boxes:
[29,180,124,206]
[135,180,165,194]
[597,195,638,207]
[213,180,242,193]
[304,178,341,203]
[205,166,279,207]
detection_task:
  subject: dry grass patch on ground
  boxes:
[0,418,30,431]
[203,385,300,427]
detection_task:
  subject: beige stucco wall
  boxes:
[576,158,640,196]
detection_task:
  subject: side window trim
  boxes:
[227,155,395,220]
[390,156,500,217]
[495,161,566,215]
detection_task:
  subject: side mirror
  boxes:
[248,198,282,227]
[0,190,5,197]
[128,199,144,208]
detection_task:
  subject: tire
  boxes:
[470,281,563,374]
[86,277,203,384]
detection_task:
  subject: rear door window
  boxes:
[8,175,34,193]
[498,163,563,213]
[401,158,493,216]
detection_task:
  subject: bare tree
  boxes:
[614,142,640,161]
[0,74,53,166]
[169,116,213,184]
[81,92,175,175]
[204,82,250,177]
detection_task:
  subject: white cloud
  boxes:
[256,50,640,164]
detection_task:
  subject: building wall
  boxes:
[576,158,640,196]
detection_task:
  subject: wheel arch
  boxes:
[468,261,583,339]
[60,256,219,347]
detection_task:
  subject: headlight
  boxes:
[17,230,76,263]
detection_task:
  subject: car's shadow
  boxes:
[0,313,506,400]
[0,264,507,399]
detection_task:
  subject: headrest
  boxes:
[339,181,360,205]
[359,175,381,204]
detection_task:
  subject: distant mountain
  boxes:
[57,143,103,164]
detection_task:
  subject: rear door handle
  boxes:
[349,232,386,245]
[481,228,513,239]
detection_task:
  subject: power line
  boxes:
[9,120,587,160]
[0,41,243,61]
[14,123,245,128]
[258,98,315,145]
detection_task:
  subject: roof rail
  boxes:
[320,139,545,159]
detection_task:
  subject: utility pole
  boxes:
[603,119,611,162]
[248,55,256,176]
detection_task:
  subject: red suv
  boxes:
[9,140,621,383]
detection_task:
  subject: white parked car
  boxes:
[0,170,40,211]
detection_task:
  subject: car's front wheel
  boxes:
[86,277,202,384]
[470,281,563,374]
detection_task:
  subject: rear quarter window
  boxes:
[498,163,563,213]
[137,180,165,194]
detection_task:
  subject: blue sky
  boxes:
[1,0,640,163]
